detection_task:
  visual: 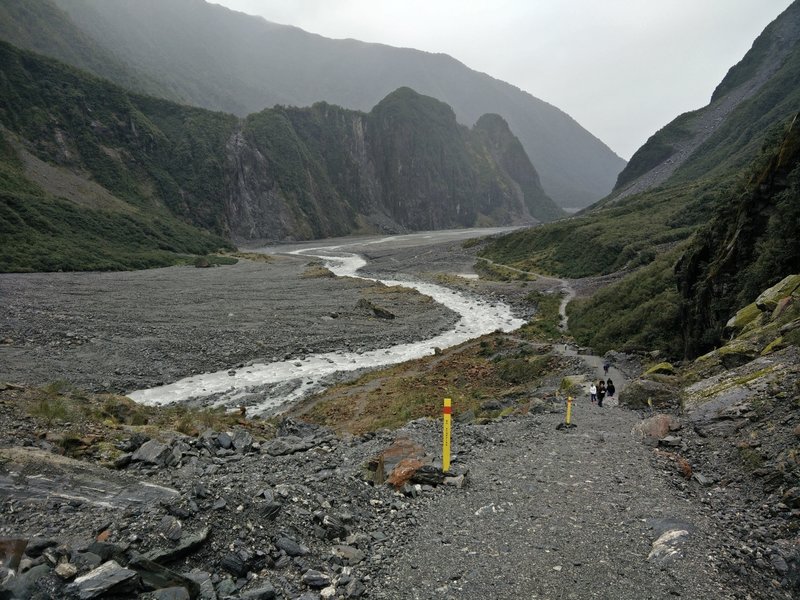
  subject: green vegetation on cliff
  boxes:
[676,115,800,357]
[0,41,559,271]
[480,3,800,358]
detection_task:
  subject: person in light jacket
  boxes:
[589,382,597,403]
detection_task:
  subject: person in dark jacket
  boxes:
[606,379,616,401]
[597,380,606,407]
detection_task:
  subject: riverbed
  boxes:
[128,233,526,414]
[0,228,537,400]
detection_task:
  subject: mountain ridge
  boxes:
[0,41,561,271]
[611,0,800,200]
[479,1,800,359]
[0,0,625,208]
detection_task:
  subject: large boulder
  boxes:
[619,378,680,410]
[632,414,682,441]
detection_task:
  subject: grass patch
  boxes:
[299,334,567,434]
[567,248,685,357]
[4,383,276,461]
[518,291,564,342]
[474,259,535,281]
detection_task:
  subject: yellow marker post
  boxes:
[565,396,573,426]
[442,398,452,472]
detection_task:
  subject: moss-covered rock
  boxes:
[755,274,800,312]
[725,301,763,334]
[761,337,784,355]
[717,339,759,369]
[644,362,677,376]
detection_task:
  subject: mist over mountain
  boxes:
[480,1,800,359]
[611,0,800,200]
[0,0,625,209]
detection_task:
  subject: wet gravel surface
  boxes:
[0,255,460,394]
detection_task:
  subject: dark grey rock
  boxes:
[261,502,281,520]
[72,551,103,572]
[146,527,211,564]
[772,554,789,575]
[160,516,183,541]
[215,577,237,597]
[113,453,133,469]
[185,569,216,600]
[151,586,191,600]
[264,436,312,456]
[693,473,715,487]
[67,560,139,599]
[345,577,366,598]
[193,484,210,499]
[84,542,124,563]
[410,465,446,486]
[231,429,254,453]
[217,432,232,450]
[23,538,56,558]
[275,537,307,557]
[132,440,172,466]
[302,569,331,588]
[220,553,248,578]
[240,583,276,599]
[128,553,200,597]
[659,435,682,447]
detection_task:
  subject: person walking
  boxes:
[603,360,610,376]
[589,381,597,404]
[597,380,606,407]
[606,378,616,399]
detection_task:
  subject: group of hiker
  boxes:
[588,360,615,407]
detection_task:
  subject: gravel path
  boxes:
[375,403,741,600]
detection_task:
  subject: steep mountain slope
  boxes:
[480,2,800,358]
[675,115,800,357]
[0,0,174,102]
[0,42,559,271]
[612,0,800,200]
[0,0,625,209]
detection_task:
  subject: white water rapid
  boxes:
[128,238,525,415]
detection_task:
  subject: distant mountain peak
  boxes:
[611,0,800,201]
[0,0,627,209]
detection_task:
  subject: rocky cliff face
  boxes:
[675,114,800,358]
[0,42,562,269]
[223,88,562,243]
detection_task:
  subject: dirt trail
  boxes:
[375,403,737,599]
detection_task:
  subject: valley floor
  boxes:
[0,231,794,599]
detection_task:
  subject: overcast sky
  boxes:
[213,0,793,159]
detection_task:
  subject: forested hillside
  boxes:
[0,42,560,271]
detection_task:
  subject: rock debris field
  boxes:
[0,233,796,599]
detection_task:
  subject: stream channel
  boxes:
[128,232,526,415]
